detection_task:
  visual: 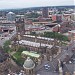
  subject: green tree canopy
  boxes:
[26,13,41,18]
[43,32,69,41]
[3,40,11,53]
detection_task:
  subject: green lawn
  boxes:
[12,47,27,66]
[13,52,21,59]
[13,51,24,66]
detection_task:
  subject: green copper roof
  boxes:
[22,51,40,58]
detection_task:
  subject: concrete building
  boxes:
[16,15,25,19]
[42,7,49,18]
[6,12,16,21]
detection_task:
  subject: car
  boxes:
[45,67,49,70]
[44,64,48,67]
[44,64,50,70]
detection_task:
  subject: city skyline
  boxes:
[0,0,74,9]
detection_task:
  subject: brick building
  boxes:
[52,14,62,22]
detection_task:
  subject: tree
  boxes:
[26,12,41,18]
[3,40,11,53]
[43,32,69,41]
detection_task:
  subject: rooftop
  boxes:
[18,40,53,48]
[7,12,15,14]
[23,35,54,41]
[68,30,75,33]
[23,57,35,70]
[22,51,40,58]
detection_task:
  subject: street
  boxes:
[36,45,74,75]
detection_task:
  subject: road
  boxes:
[36,45,73,75]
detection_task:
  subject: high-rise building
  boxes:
[42,7,49,18]
[6,12,16,21]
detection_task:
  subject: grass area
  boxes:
[12,51,24,66]
[3,41,28,66]
[13,52,21,59]
[12,47,27,66]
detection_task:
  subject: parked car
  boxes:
[44,64,50,70]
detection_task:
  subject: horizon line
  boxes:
[0,5,75,10]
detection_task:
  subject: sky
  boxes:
[0,0,74,9]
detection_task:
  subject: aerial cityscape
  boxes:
[0,0,75,75]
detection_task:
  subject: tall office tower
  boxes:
[6,12,16,21]
[42,7,49,18]
[15,17,25,37]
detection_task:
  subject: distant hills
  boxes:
[0,5,75,11]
